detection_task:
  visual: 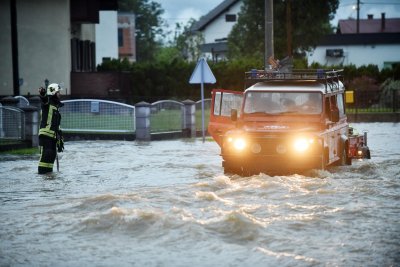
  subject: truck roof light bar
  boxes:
[245,69,344,93]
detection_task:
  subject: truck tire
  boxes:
[223,161,241,175]
[321,147,329,170]
[341,145,352,166]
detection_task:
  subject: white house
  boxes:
[193,1,400,70]
[191,0,243,61]
[96,11,119,66]
[307,14,400,70]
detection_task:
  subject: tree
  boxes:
[157,19,204,62]
[118,0,165,62]
[228,0,339,62]
[172,19,204,62]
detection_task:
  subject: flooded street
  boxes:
[1,123,399,266]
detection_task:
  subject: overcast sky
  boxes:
[154,0,400,39]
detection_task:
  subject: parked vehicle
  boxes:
[208,69,370,175]
[348,127,371,160]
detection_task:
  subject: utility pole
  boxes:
[10,0,20,96]
[265,0,274,69]
[356,0,360,33]
[286,0,292,57]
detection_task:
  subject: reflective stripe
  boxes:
[39,162,54,168]
[39,128,56,138]
[46,105,56,127]
[39,105,57,138]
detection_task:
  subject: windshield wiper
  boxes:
[245,111,269,115]
[268,111,300,115]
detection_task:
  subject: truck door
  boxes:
[208,89,243,147]
[326,95,347,163]
[323,96,337,164]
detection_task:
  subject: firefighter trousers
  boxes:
[38,136,57,174]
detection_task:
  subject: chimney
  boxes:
[381,13,386,32]
[367,14,373,19]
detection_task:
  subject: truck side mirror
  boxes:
[231,109,238,121]
[331,108,339,122]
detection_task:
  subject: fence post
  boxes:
[182,99,196,138]
[29,96,42,110]
[20,106,39,147]
[135,101,151,141]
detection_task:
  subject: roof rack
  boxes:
[244,69,344,93]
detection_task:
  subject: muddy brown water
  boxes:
[0,123,399,266]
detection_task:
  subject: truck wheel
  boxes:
[223,162,240,175]
[321,148,329,170]
[362,146,371,159]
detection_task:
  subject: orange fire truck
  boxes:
[208,69,370,175]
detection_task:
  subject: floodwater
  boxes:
[0,123,399,266]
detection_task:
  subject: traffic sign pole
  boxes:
[189,58,216,143]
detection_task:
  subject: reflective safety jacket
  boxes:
[39,96,63,139]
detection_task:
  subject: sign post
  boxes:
[189,58,216,143]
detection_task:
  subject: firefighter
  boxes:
[38,83,64,174]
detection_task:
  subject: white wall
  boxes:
[95,11,118,66]
[307,44,400,70]
[0,0,71,96]
[18,0,70,95]
[202,1,242,43]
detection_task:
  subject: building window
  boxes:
[225,14,236,22]
[118,28,123,47]
[71,38,96,72]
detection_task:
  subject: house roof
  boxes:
[191,0,239,31]
[338,17,400,34]
[318,33,400,46]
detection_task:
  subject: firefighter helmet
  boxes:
[47,83,61,96]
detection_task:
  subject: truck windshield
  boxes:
[243,91,322,115]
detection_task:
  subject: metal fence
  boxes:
[346,89,399,113]
[14,96,30,108]
[61,99,136,133]
[150,100,183,133]
[0,105,25,140]
[60,99,212,135]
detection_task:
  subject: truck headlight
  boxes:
[293,137,314,153]
[226,136,247,151]
[233,138,246,150]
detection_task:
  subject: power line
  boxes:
[363,2,400,4]
[340,1,400,6]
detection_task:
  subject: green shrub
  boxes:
[97,58,398,102]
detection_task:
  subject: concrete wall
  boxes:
[0,0,71,96]
[347,113,400,122]
[70,72,132,100]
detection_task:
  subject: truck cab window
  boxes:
[337,93,345,117]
